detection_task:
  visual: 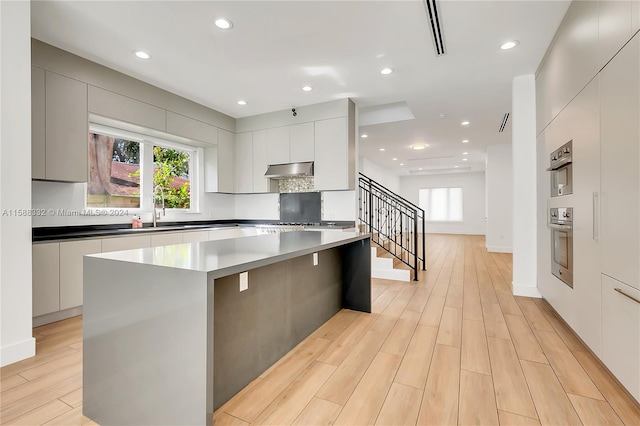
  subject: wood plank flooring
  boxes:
[2,234,639,425]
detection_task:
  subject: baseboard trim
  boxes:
[486,245,513,253]
[512,283,542,298]
[1,337,36,367]
[33,306,83,327]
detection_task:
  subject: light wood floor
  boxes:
[2,234,639,425]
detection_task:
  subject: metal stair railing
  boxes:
[358,173,426,281]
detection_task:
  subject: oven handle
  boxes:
[547,223,573,231]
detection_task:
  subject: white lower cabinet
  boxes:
[150,232,183,247]
[601,274,640,401]
[59,239,102,310]
[182,230,210,243]
[32,243,60,317]
[101,235,151,252]
[208,228,246,241]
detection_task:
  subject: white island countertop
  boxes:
[87,230,369,278]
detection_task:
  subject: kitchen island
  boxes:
[82,230,371,426]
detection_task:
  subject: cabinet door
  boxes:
[314,117,347,190]
[235,132,253,193]
[182,231,210,243]
[253,129,269,193]
[45,72,88,182]
[88,86,165,131]
[217,129,235,193]
[32,67,46,179]
[565,78,602,354]
[33,243,60,317]
[600,33,640,289]
[59,239,102,310]
[601,275,640,401]
[634,0,640,34]
[101,235,151,253]
[166,111,217,145]
[598,1,633,69]
[266,126,290,165]
[208,228,246,241]
[150,232,183,247]
[290,122,314,163]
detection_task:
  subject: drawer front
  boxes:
[101,235,151,253]
[601,274,640,401]
[182,231,210,243]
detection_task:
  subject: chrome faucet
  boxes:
[152,185,165,227]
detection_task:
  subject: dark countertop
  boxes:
[32,220,356,242]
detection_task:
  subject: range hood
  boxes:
[264,161,314,179]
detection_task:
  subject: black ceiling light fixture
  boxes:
[424,0,446,56]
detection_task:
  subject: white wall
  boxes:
[32,181,236,226]
[485,144,513,252]
[512,74,540,298]
[399,172,486,235]
[359,158,400,193]
[1,1,36,366]
[323,191,355,221]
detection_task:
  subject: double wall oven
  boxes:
[547,140,574,288]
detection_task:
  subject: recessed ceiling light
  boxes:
[361,134,368,138]
[380,67,394,75]
[455,165,459,168]
[379,148,385,151]
[134,51,151,59]
[461,121,470,126]
[392,158,398,161]
[411,143,427,151]
[237,100,247,106]
[302,86,313,92]
[462,139,469,143]
[462,158,468,161]
[501,40,519,50]
[438,113,446,119]
[419,168,423,170]
[463,152,468,155]
[400,163,405,166]
[215,18,233,30]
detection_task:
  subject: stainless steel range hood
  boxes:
[264,162,314,179]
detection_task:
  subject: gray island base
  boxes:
[82,231,371,425]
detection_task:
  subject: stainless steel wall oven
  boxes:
[549,207,573,288]
[547,140,573,197]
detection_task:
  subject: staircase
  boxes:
[358,173,426,281]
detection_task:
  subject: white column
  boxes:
[486,144,513,253]
[0,0,36,366]
[512,74,541,297]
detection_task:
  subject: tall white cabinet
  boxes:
[536,3,640,403]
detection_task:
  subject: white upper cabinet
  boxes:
[536,0,599,133]
[166,111,217,145]
[598,1,634,70]
[600,33,640,289]
[88,86,166,132]
[289,122,315,163]
[266,122,315,165]
[45,71,88,182]
[217,129,235,193]
[252,130,269,193]
[235,132,253,193]
[314,117,349,191]
[266,126,290,165]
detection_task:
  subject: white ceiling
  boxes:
[31,0,570,176]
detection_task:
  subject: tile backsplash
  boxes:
[278,177,315,193]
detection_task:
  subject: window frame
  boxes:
[87,123,200,213]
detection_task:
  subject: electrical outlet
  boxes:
[239,272,248,291]
[313,252,318,266]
